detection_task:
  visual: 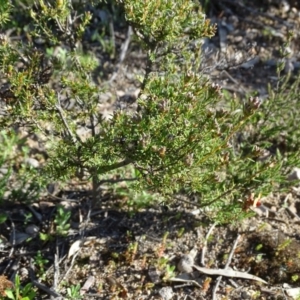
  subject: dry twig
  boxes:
[212,234,241,300]
[201,222,217,266]
[109,26,133,83]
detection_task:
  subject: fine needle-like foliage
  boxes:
[0,0,299,223]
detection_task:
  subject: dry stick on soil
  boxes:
[201,222,217,266]
[4,216,20,283]
[52,241,60,292]
[192,264,267,284]
[286,206,300,221]
[58,246,81,286]
[212,234,241,300]
[80,275,95,297]
[59,202,92,287]
[109,26,133,83]
[7,215,16,259]
[282,193,300,221]
[42,251,66,281]
[170,276,202,289]
[29,258,63,298]
[173,240,267,289]
[79,197,93,237]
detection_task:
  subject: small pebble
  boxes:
[159,286,173,300]
[177,254,194,273]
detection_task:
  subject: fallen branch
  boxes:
[193,264,267,284]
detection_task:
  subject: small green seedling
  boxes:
[163,264,176,281]
[255,244,263,251]
[177,227,185,238]
[67,284,82,299]
[33,250,49,279]
[54,205,71,237]
[277,239,292,252]
[4,274,36,300]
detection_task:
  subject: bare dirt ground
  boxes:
[1,0,300,299]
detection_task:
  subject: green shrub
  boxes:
[0,0,299,223]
